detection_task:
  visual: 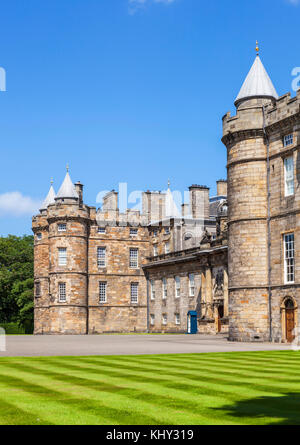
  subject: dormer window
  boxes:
[284,134,293,147]
[58,223,67,232]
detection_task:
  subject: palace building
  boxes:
[33,46,300,342]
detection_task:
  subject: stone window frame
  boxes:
[130,282,138,304]
[150,280,155,300]
[58,247,67,266]
[175,313,181,325]
[162,278,167,299]
[153,245,158,257]
[97,246,106,268]
[36,232,42,241]
[58,282,66,302]
[58,223,67,232]
[283,232,295,284]
[99,281,107,303]
[165,242,170,254]
[162,313,167,325]
[175,276,181,298]
[189,273,195,297]
[130,228,138,236]
[283,155,295,197]
[97,226,106,234]
[129,248,139,269]
[283,133,294,148]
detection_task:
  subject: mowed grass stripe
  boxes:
[0,351,299,425]
[0,359,245,425]
[0,352,290,413]
[0,361,231,425]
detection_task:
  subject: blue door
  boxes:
[187,311,198,334]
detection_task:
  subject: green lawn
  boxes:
[0,351,299,425]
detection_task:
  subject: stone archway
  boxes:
[281,297,298,343]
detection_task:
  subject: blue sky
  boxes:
[0,0,299,235]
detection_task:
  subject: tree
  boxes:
[0,235,34,330]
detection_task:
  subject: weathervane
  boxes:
[256,40,259,56]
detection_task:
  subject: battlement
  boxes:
[265,89,300,127]
[223,91,300,139]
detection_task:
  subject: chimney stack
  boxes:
[75,181,84,207]
[189,185,210,220]
[216,180,227,197]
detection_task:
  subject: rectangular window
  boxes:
[284,233,295,284]
[189,274,195,297]
[97,247,106,267]
[153,229,158,237]
[59,282,66,302]
[165,227,170,235]
[129,248,138,268]
[98,227,106,234]
[162,314,167,325]
[58,248,67,266]
[58,223,66,232]
[284,156,294,197]
[165,242,170,254]
[175,276,181,298]
[150,280,155,300]
[99,282,107,303]
[153,245,158,256]
[130,228,138,236]
[131,283,138,304]
[284,134,294,147]
[35,282,41,297]
[162,278,167,299]
[36,233,42,240]
[150,314,155,326]
[175,313,180,325]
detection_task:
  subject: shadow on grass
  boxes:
[216,392,300,425]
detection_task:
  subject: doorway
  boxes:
[217,305,224,333]
[285,298,295,343]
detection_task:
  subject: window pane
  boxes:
[58,248,67,266]
[99,282,107,303]
[284,156,294,196]
[284,233,295,283]
[130,248,138,268]
[131,283,138,303]
[97,247,106,267]
[59,283,66,302]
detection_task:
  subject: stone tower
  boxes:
[222,50,279,341]
[33,169,92,334]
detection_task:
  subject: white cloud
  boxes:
[129,0,176,14]
[0,192,41,217]
[287,0,299,4]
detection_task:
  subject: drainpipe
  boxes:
[263,105,273,342]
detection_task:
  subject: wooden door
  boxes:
[286,309,295,343]
[217,306,224,333]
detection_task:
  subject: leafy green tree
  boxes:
[0,235,34,330]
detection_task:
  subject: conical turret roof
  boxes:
[235,55,278,106]
[165,182,180,218]
[56,171,79,200]
[40,184,56,211]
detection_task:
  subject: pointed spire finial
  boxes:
[50,177,53,185]
[66,163,69,172]
[168,179,170,189]
[256,40,259,56]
